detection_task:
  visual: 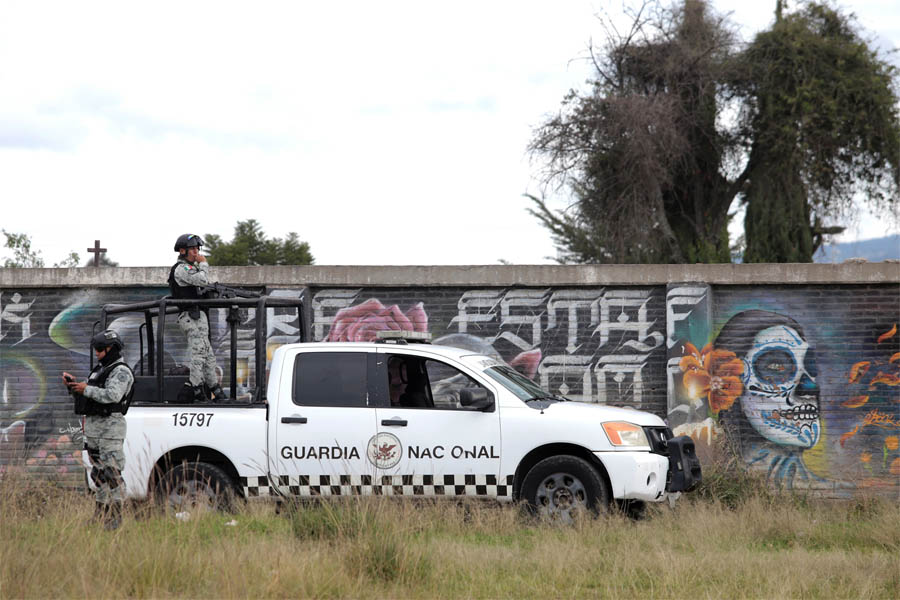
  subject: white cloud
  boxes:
[0,0,896,267]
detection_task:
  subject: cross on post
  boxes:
[87,240,107,267]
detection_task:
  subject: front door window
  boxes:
[375,352,504,498]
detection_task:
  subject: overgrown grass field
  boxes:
[2,471,898,599]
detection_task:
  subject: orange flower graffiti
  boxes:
[876,323,897,344]
[849,361,871,383]
[870,372,900,387]
[841,395,869,408]
[840,409,900,447]
[679,343,744,415]
[891,458,900,476]
[840,326,900,452]
[860,452,872,463]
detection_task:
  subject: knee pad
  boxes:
[90,467,103,487]
[102,466,122,489]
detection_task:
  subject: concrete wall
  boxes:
[2,263,898,498]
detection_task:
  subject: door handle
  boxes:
[281,416,308,424]
[381,419,408,427]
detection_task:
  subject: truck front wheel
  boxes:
[158,462,237,513]
[521,455,610,523]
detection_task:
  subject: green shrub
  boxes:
[690,439,777,509]
[287,498,376,541]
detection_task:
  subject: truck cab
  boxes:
[263,334,700,519]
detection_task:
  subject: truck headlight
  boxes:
[602,422,649,447]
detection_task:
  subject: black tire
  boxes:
[158,462,237,513]
[521,455,610,522]
[616,499,647,520]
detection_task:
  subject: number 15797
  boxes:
[171,413,214,427]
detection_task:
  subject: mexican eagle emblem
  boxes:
[366,432,402,469]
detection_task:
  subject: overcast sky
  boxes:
[1,0,897,267]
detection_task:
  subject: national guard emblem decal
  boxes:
[366,432,402,469]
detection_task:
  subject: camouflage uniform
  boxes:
[172,258,217,390]
[83,358,133,507]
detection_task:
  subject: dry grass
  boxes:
[2,469,898,599]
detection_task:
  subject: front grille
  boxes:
[643,426,672,455]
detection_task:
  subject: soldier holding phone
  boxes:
[63,329,134,530]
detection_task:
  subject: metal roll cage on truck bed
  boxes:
[92,290,305,404]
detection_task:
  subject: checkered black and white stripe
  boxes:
[240,474,515,499]
[240,476,275,497]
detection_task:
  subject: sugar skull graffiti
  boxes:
[738,323,820,448]
[697,310,824,487]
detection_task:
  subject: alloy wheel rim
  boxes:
[535,472,588,522]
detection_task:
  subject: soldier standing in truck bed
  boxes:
[169,234,224,402]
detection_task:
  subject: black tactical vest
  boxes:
[74,360,134,417]
[168,261,207,319]
[168,261,203,300]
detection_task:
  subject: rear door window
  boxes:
[292,352,367,407]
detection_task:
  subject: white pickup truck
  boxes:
[83,296,700,520]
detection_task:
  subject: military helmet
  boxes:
[174,234,204,252]
[91,329,123,352]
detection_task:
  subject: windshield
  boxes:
[483,365,548,401]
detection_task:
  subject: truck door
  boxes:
[270,349,377,497]
[373,350,504,499]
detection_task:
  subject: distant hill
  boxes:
[814,234,900,263]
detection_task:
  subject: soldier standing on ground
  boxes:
[63,330,134,530]
[169,234,223,402]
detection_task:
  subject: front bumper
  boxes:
[595,451,670,501]
[664,435,702,493]
[594,434,702,502]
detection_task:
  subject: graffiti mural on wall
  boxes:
[836,324,900,488]
[668,288,900,493]
[0,287,303,482]
[1,289,101,479]
[680,311,824,487]
[2,280,897,498]
[311,287,668,409]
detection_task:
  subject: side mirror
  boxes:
[459,388,494,411]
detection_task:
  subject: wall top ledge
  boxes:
[1,263,898,288]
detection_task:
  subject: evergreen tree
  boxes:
[205,220,314,266]
[739,2,899,262]
[82,254,119,268]
[529,0,899,264]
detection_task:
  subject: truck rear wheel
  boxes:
[158,462,237,513]
[521,455,610,523]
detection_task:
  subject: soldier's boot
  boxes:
[104,501,123,531]
[177,383,195,404]
[87,501,106,525]
[193,385,209,403]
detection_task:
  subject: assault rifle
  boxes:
[199,282,261,299]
